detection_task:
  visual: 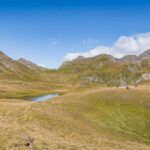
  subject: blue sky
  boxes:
[0,0,150,68]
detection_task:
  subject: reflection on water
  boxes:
[31,94,59,102]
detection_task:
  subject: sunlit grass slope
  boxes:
[0,86,150,149]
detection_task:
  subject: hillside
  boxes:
[0,51,48,81]
[0,51,71,98]
[1,50,150,89]
[0,86,150,149]
[60,49,150,86]
[18,58,45,71]
[0,50,150,149]
[1,50,150,98]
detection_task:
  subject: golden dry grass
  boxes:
[0,84,150,149]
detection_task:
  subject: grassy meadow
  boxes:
[0,84,150,149]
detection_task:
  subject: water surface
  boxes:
[31,94,59,102]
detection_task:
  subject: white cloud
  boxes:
[114,36,138,52]
[48,38,60,47]
[37,64,47,68]
[64,32,150,61]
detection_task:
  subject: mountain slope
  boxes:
[139,49,150,60]
[0,52,150,150]
[60,50,150,86]
[18,58,45,71]
[0,51,49,81]
[0,51,72,98]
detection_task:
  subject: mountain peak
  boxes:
[139,49,150,59]
[18,58,46,70]
[0,51,13,61]
[120,55,140,63]
[73,56,86,61]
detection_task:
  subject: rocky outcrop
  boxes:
[139,49,150,60]
[141,73,150,81]
[119,55,140,63]
[84,76,99,82]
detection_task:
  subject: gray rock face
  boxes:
[139,49,150,60]
[119,80,128,87]
[119,55,140,63]
[85,76,99,82]
[141,73,150,81]
[128,64,139,73]
[75,56,86,61]
[60,61,70,68]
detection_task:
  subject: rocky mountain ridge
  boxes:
[61,49,150,68]
[60,49,150,86]
[0,49,150,86]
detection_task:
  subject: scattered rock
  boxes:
[25,142,30,147]
[119,80,128,87]
[142,73,150,81]
[85,76,99,82]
